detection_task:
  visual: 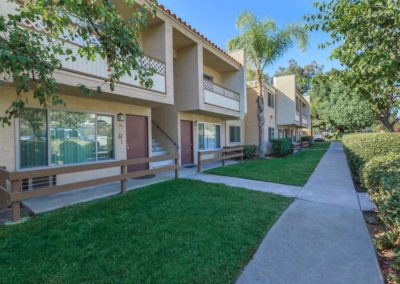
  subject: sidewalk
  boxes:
[237,142,383,284]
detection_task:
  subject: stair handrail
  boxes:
[152,120,179,151]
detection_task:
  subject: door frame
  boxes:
[125,114,149,171]
[180,120,194,165]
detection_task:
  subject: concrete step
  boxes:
[152,150,167,156]
[150,159,174,168]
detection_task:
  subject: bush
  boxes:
[301,136,313,143]
[242,145,257,159]
[362,153,400,248]
[342,133,400,175]
[272,138,293,156]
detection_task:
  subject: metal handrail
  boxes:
[152,121,179,150]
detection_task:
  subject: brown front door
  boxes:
[180,120,193,165]
[126,115,149,172]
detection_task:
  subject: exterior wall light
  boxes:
[117,113,125,122]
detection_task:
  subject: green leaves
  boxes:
[307,0,400,131]
[0,0,157,126]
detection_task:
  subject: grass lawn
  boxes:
[0,179,291,283]
[206,142,331,186]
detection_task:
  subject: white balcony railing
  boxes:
[58,42,166,93]
[295,111,300,122]
[302,115,308,125]
[20,18,166,94]
[203,79,240,112]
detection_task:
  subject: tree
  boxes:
[306,0,400,131]
[227,12,308,157]
[309,71,375,133]
[275,59,324,93]
[0,0,156,125]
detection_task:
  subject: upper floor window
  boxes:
[267,92,275,108]
[19,108,114,168]
[203,73,214,82]
[229,126,241,143]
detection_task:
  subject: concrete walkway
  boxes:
[186,174,301,198]
[237,142,383,284]
[22,160,238,214]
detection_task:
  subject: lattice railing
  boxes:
[20,18,166,76]
[203,79,240,101]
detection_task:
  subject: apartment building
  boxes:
[244,74,311,154]
[0,1,246,189]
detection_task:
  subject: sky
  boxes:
[158,0,342,76]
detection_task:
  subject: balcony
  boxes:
[295,111,300,122]
[302,115,309,126]
[203,79,240,112]
[58,42,166,94]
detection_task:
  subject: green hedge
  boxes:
[343,132,400,280]
[362,153,400,250]
[272,138,293,156]
[301,136,313,143]
[242,145,257,159]
[342,133,400,175]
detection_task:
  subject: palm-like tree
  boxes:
[228,12,309,157]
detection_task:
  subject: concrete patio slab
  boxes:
[22,160,237,214]
[358,192,377,212]
[237,142,383,284]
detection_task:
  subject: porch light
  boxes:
[117,113,125,122]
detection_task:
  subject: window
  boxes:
[19,109,48,168]
[19,108,114,168]
[203,73,213,82]
[267,92,275,108]
[278,128,286,138]
[198,122,221,150]
[229,126,241,143]
[268,127,275,142]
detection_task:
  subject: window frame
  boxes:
[198,121,222,151]
[16,107,115,170]
[268,127,275,143]
[229,125,241,144]
[267,92,275,108]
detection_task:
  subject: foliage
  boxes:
[206,142,330,186]
[0,0,156,125]
[361,153,400,282]
[309,71,375,132]
[306,0,400,131]
[246,68,269,82]
[300,136,313,143]
[0,179,291,283]
[227,11,308,157]
[342,133,400,176]
[242,145,257,159]
[275,59,324,93]
[272,138,293,156]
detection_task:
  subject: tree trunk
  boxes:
[257,75,265,158]
[378,108,397,132]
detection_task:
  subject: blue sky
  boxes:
[158,0,342,76]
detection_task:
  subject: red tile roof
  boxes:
[157,4,242,66]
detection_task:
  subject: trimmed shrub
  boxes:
[362,153,400,247]
[272,138,293,156]
[301,136,313,143]
[242,145,257,159]
[342,133,400,175]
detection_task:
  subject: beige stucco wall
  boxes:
[226,120,245,147]
[244,83,277,154]
[178,112,226,165]
[273,75,296,126]
[0,86,152,185]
